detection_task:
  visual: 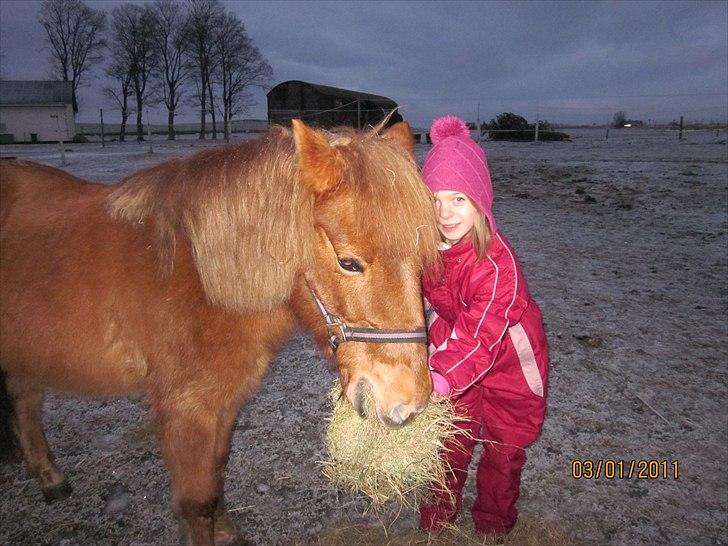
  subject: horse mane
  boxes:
[108,125,440,313]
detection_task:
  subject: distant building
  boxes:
[267,80,401,129]
[0,80,76,144]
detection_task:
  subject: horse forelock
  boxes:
[323,132,441,276]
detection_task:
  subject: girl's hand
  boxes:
[430,371,450,397]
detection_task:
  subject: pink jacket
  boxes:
[423,232,548,400]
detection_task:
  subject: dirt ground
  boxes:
[1,128,726,545]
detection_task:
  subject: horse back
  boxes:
[0,161,153,394]
[1,161,106,223]
[1,160,296,405]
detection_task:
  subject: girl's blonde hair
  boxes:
[470,201,492,259]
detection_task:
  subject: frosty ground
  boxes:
[0,128,726,546]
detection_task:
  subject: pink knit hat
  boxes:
[422,116,496,234]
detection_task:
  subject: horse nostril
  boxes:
[389,403,414,426]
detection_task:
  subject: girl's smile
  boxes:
[433,190,478,244]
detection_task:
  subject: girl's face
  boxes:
[433,190,478,244]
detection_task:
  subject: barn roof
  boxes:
[268,80,396,104]
[0,80,73,106]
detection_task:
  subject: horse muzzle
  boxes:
[352,378,421,430]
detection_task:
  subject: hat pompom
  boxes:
[430,116,470,144]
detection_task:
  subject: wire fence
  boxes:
[66,93,727,146]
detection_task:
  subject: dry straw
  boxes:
[321,381,465,507]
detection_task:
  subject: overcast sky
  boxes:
[1,0,726,128]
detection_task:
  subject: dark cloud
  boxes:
[1,0,726,127]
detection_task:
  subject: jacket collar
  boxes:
[439,239,475,262]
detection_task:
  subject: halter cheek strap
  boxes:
[306,281,428,352]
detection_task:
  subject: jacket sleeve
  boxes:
[428,255,527,398]
[424,296,452,355]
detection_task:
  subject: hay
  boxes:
[321,381,465,507]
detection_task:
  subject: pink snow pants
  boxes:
[420,315,548,535]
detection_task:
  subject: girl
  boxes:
[419,116,549,537]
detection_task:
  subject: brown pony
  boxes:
[0,120,441,545]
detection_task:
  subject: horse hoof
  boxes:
[42,480,73,503]
[214,516,241,546]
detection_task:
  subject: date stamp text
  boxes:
[571,459,679,480]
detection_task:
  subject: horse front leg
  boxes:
[5,378,71,502]
[156,401,221,546]
[212,404,244,546]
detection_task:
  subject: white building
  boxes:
[0,80,76,144]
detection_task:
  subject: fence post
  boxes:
[534,112,539,142]
[477,101,481,143]
[147,111,153,154]
[679,116,684,140]
[100,108,105,148]
[51,113,67,166]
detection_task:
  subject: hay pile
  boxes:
[321,381,464,507]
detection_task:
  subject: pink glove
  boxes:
[430,371,450,397]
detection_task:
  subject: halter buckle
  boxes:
[325,315,348,352]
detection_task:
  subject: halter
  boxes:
[306,282,428,351]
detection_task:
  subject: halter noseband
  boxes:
[306,282,428,351]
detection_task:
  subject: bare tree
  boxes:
[150,0,189,140]
[105,3,137,142]
[38,0,106,114]
[206,49,221,140]
[183,0,224,139]
[109,4,157,142]
[104,52,134,142]
[212,13,272,141]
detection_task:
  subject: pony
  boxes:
[0,119,441,546]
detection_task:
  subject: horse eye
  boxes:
[338,257,364,273]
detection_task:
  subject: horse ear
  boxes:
[383,121,415,158]
[291,119,343,195]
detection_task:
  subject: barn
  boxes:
[267,80,402,129]
[0,80,76,144]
